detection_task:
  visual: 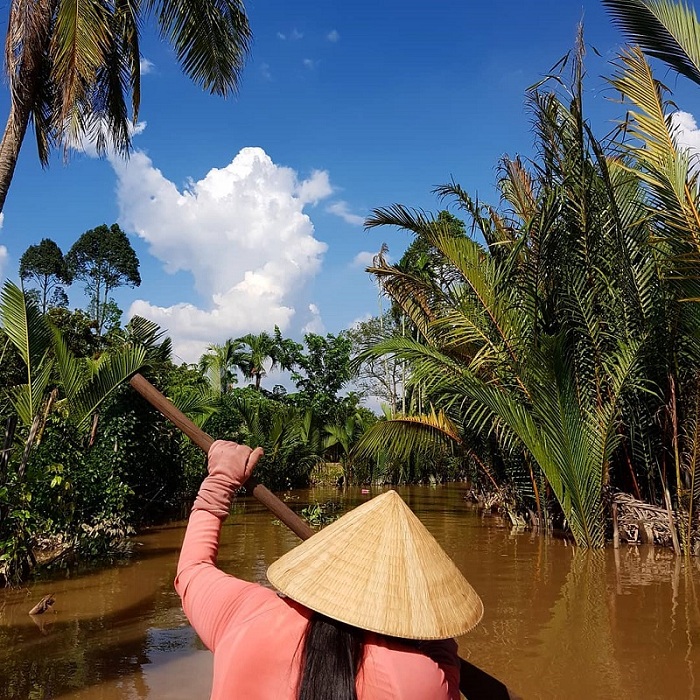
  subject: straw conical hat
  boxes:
[267,490,483,640]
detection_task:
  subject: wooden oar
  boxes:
[129,372,512,700]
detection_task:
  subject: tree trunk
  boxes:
[0,100,32,214]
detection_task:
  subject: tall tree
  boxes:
[355,31,700,548]
[236,328,299,390]
[66,223,141,337]
[199,339,244,394]
[0,0,251,214]
[291,332,354,423]
[19,237,72,313]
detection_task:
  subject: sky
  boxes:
[1,0,700,365]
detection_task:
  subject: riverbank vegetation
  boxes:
[354,19,700,551]
[5,1,700,583]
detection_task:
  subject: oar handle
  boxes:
[129,373,315,541]
[129,372,512,700]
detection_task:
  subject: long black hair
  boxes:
[297,613,365,700]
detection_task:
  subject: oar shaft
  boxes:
[129,373,315,541]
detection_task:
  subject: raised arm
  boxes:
[174,441,264,650]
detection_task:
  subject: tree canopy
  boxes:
[66,223,141,336]
[19,238,72,313]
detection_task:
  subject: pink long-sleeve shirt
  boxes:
[175,509,461,699]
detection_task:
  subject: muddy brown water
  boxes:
[1,486,698,700]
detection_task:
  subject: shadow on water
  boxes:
[0,485,698,699]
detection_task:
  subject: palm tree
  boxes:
[199,338,243,394]
[236,330,297,391]
[355,33,700,548]
[0,0,251,214]
[0,280,150,582]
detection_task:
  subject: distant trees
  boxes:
[199,339,244,394]
[19,238,72,312]
[235,328,300,391]
[66,224,141,337]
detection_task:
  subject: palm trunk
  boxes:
[0,100,32,214]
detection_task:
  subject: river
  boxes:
[0,485,698,699]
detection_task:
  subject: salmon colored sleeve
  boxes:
[415,639,461,700]
[174,508,257,651]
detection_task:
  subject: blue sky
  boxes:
[0,0,699,364]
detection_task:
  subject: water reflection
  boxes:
[0,486,698,699]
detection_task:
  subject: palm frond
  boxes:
[603,0,700,86]
[147,0,251,96]
[0,280,52,368]
[351,408,460,463]
[70,345,147,428]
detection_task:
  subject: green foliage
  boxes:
[290,332,355,424]
[66,224,141,336]
[603,0,700,86]
[19,238,72,313]
[357,34,700,547]
[301,501,340,527]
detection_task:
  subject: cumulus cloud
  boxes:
[140,57,155,75]
[327,30,340,42]
[71,119,146,158]
[302,303,325,334]
[671,111,700,173]
[352,251,378,269]
[108,146,332,362]
[328,200,364,226]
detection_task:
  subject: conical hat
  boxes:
[267,490,483,640]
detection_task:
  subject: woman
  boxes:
[175,440,484,699]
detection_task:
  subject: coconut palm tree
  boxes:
[199,338,244,394]
[0,0,251,214]
[236,330,297,391]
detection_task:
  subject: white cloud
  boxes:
[0,245,8,280]
[672,111,700,150]
[302,303,325,334]
[671,111,700,171]
[140,58,155,75]
[260,62,272,80]
[71,119,146,158]
[303,58,316,70]
[278,28,303,40]
[297,170,333,203]
[352,251,377,269]
[328,200,364,226]
[349,312,372,328]
[327,30,340,42]
[108,145,331,362]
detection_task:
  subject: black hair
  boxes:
[297,613,365,700]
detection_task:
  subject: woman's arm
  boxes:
[174,441,263,650]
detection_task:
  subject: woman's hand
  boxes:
[207,440,264,487]
[192,440,264,518]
